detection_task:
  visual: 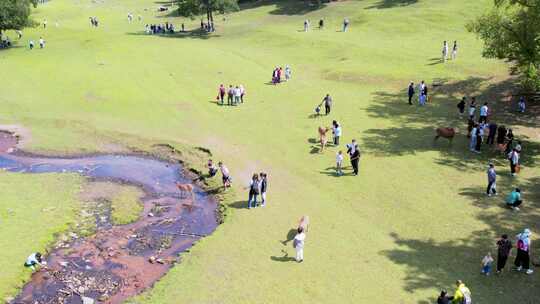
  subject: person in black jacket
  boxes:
[487,123,497,145]
[457,97,466,116]
[407,82,415,105]
[259,172,268,207]
[350,148,360,176]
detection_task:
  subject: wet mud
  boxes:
[0,132,218,304]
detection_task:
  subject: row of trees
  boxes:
[0,0,37,35]
[468,0,540,92]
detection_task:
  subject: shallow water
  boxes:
[0,134,218,304]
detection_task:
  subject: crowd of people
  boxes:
[216,84,246,106]
[271,66,292,84]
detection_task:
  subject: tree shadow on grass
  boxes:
[240,0,327,16]
[126,29,219,40]
[381,177,540,303]
[364,0,418,10]
[363,76,540,172]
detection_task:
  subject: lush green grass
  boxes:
[1,0,540,303]
[0,173,82,299]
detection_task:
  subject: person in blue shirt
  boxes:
[506,188,522,210]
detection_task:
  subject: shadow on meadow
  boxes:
[370,77,540,302]
[240,0,327,15]
[365,0,418,10]
[363,76,540,172]
[127,29,219,40]
[381,177,540,303]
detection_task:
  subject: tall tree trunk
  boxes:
[209,9,214,31]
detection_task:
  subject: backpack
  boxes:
[251,180,260,195]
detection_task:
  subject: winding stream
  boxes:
[0,132,218,304]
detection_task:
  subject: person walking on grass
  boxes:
[39,37,45,49]
[481,252,494,275]
[227,85,234,106]
[496,234,512,273]
[234,86,241,105]
[319,19,324,30]
[293,226,306,262]
[506,188,522,211]
[479,102,489,123]
[29,40,34,50]
[304,19,310,32]
[343,18,350,32]
[217,84,226,105]
[487,122,497,145]
[247,173,260,209]
[486,163,497,196]
[323,94,333,115]
[468,97,477,120]
[515,228,533,274]
[336,150,344,176]
[451,40,458,60]
[332,120,341,146]
[259,173,267,207]
[350,146,360,176]
[218,162,231,188]
[442,40,449,62]
[285,65,292,81]
[450,280,471,304]
[518,96,526,113]
[240,85,245,103]
[457,97,465,116]
[407,82,415,105]
[469,124,478,152]
[508,148,519,176]
[17,30,22,39]
[418,81,427,106]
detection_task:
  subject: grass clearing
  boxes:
[0,0,539,303]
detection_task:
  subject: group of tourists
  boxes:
[407,80,429,106]
[89,16,100,27]
[207,159,232,188]
[145,22,179,35]
[442,40,458,62]
[216,84,246,106]
[303,17,350,32]
[246,172,269,209]
[29,37,46,50]
[271,66,292,84]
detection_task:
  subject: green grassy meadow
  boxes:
[1,0,539,303]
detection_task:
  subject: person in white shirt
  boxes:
[218,162,231,187]
[442,41,448,62]
[332,120,342,145]
[294,227,306,262]
[451,40,458,60]
[233,86,241,105]
[336,151,344,176]
[24,252,46,271]
[304,19,310,32]
[239,85,245,103]
[39,37,45,49]
[479,102,489,123]
[285,65,292,81]
[470,124,478,152]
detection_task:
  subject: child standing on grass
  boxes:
[336,151,344,176]
[219,162,231,188]
[481,252,494,275]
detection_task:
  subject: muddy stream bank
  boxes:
[0,132,218,304]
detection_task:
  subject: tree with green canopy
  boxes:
[175,0,239,31]
[467,0,540,91]
[0,0,37,35]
